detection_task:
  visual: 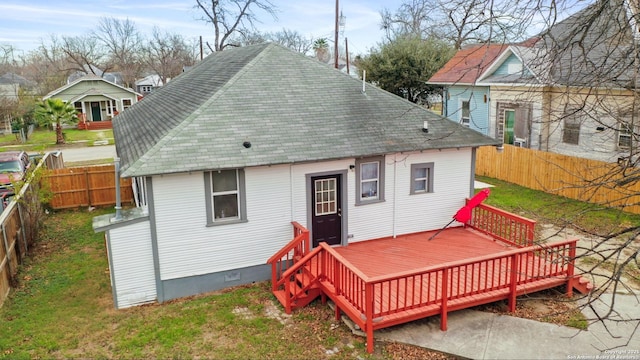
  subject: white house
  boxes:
[93,43,500,309]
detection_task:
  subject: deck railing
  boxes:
[266,222,310,291]
[318,238,577,353]
[468,202,536,247]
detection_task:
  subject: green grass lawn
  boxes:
[0,129,113,152]
[0,178,638,358]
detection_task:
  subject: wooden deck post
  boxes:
[508,254,518,312]
[566,242,576,298]
[365,283,374,354]
[440,268,448,331]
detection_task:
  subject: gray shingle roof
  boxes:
[114,43,499,177]
[503,0,637,88]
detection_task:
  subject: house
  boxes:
[135,74,166,96]
[92,42,501,310]
[43,75,141,130]
[431,0,640,162]
[0,73,35,99]
[67,64,124,86]
[428,44,507,137]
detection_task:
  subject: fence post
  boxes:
[1,223,11,277]
[84,168,91,207]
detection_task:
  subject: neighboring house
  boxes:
[135,74,166,96]
[67,64,124,86]
[428,44,507,137]
[432,0,640,162]
[0,73,35,99]
[0,73,36,133]
[43,75,141,130]
[92,43,499,309]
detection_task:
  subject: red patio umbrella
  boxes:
[429,188,490,240]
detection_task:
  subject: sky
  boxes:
[0,0,397,57]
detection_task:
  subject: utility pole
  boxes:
[334,0,339,69]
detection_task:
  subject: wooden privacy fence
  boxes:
[476,145,640,214]
[46,165,133,209]
[0,153,51,307]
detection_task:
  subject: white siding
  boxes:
[108,220,156,308]
[151,149,473,281]
[393,149,471,234]
[153,167,292,280]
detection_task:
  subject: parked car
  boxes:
[0,151,31,195]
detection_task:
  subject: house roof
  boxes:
[480,0,637,88]
[0,73,34,87]
[114,43,499,178]
[536,0,637,88]
[135,74,165,87]
[427,44,508,85]
[44,74,140,100]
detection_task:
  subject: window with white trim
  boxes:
[204,169,247,225]
[410,162,434,194]
[355,156,385,205]
[122,99,132,110]
[618,123,633,149]
[461,100,470,127]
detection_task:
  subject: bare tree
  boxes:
[143,28,199,86]
[93,17,144,88]
[233,29,314,54]
[195,0,277,52]
[380,0,524,49]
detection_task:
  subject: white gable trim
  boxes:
[44,75,142,100]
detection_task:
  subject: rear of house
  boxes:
[93,43,499,309]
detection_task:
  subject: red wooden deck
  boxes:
[267,204,586,354]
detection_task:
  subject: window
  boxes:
[619,123,633,149]
[140,85,152,93]
[410,163,434,195]
[204,169,247,225]
[562,119,580,144]
[562,107,581,145]
[461,101,470,127]
[355,156,385,205]
[122,99,132,110]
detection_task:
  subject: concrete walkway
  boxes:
[375,293,640,359]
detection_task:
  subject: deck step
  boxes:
[573,276,594,294]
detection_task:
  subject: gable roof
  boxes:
[427,44,508,85]
[476,45,541,85]
[0,73,34,87]
[114,43,499,178]
[536,0,637,88]
[480,0,636,88]
[43,74,140,100]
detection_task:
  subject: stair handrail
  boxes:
[266,222,310,265]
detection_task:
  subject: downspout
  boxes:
[113,157,122,221]
[392,155,398,238]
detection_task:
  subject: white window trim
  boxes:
[122,98,133,111]
[204,169,248,226]
[618,123,633,150]
[355,156,385,205]
[410,162,434,195]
